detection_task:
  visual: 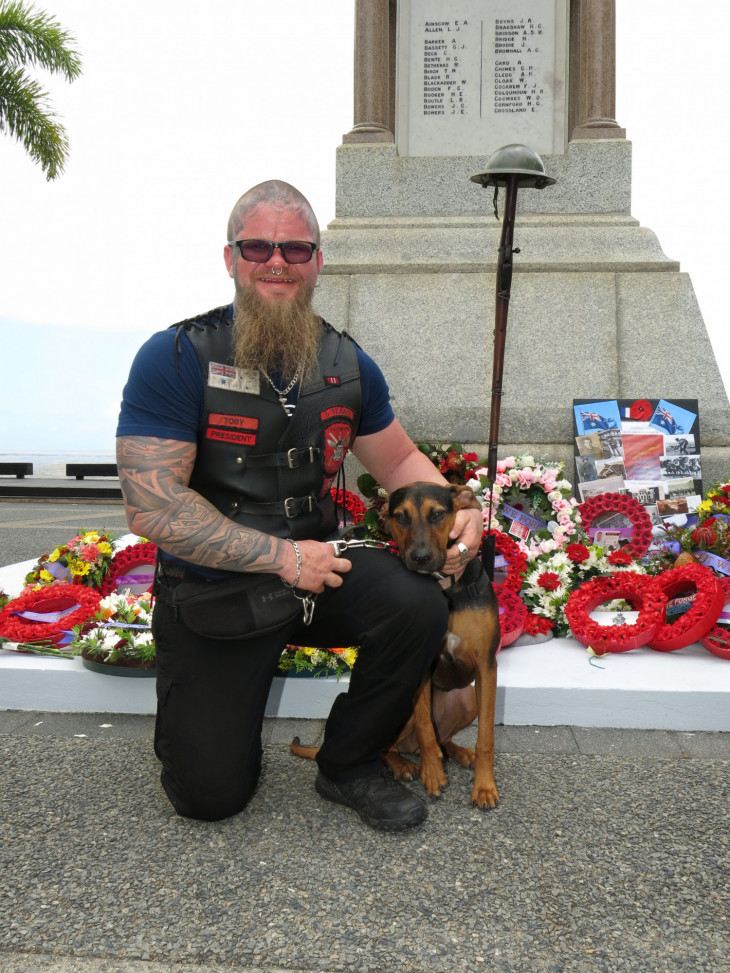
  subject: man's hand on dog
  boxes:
[442,505,484,576]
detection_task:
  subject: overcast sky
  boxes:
[1,0,728,451]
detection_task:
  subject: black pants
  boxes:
[152,548,449,821]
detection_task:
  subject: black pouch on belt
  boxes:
[164,572,303,640]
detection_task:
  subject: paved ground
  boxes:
[0,500,129,569]
[1,712,728,973]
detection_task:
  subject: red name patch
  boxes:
[320,406,354,421]
[209,413,259,430]
[206,428,257,446]
[325,376,341,386]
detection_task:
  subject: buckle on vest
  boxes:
[284,494,316,518]
[287,446,317,469]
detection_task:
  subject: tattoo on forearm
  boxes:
[116,436,287,573]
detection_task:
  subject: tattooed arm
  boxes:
[115,435,350,591]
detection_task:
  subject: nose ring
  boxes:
[271,266,283,276]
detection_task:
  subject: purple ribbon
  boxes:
[694,550,730,576]
[502,502,545,534]
[114,573,154,585]
[661,541,681,555]
[43,561,72,582]
[12,604,81,624]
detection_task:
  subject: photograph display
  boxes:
[572,398,701,535]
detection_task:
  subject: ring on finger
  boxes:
[457,542,469,561]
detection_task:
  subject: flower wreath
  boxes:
[71,591,156,667]
[487,530,528,592]
[0,585,102,648]
[24,529,116,589]
[331,487,366,525]
[699,578,730,660]
[578,493,653,559]
[99,542,158,597]
[564,573,667,654]
[646,563,725,652]
[469,455,582,555]
[279,644,357,679]
[496,586,527,649]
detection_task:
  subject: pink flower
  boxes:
[495,472,512,489]
[81,544,100,562]
[496,457,516,474]
[516,468,537,488]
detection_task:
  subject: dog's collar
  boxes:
[440,557,492,608]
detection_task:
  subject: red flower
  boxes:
[566,543,590,563]
[444,450,461,471]
[537,571,561,591]
[464,452,479,464]
[721,485,730,495]
[692,524,718,548]
[607,549,633,566]
[523,612,554,636]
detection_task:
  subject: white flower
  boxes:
[520,455,535,467]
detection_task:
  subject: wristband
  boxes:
[282,538,302,590]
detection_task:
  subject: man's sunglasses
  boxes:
[228,239,318,264]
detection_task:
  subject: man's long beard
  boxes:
[232,281,321,383]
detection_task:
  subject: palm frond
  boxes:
[0,64,68,178]
[0,0,81,81]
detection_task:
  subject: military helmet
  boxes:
[471,143,556,189]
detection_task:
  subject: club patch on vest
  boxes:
[208,362,260,394]
[321,406,354,422]
[209,413,259,431]
[206,428,257,446]
[323,422,352,474]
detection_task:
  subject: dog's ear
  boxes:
[450,483,481,511]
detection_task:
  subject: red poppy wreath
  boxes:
[496,586,527,649]
[99,542,158,597]
[565,572,667,653]
[488,530,528,592]
[0,585,102,647]
[646,563,725,652]
[331,487,366,525]
[699,578,730,660]
[578,493,653,558]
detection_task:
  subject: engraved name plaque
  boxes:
[396,0,568,157]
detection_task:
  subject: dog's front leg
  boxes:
[413,675,449,797]
[471,661,499,809]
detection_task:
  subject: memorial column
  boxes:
[343,0,394,143]
[571,0,626,139]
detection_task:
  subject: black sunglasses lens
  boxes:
[239,240,273,261]
[280,242,315,263]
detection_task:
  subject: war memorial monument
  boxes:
[313,0,730,489]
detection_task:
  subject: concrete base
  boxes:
[2,637,728,731]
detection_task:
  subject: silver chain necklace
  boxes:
[261,369,299,417]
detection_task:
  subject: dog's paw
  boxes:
[420,757,449,798]
[383,752,420,781]
[470,780,500,810]
[442,741,475,768]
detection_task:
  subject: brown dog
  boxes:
[382,482,500,809]
[291,481,501,810]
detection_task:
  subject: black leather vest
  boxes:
[176,306,362,540]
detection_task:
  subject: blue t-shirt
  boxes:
[117,308,395,442]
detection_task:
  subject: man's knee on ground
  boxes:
[161,755,261,822]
